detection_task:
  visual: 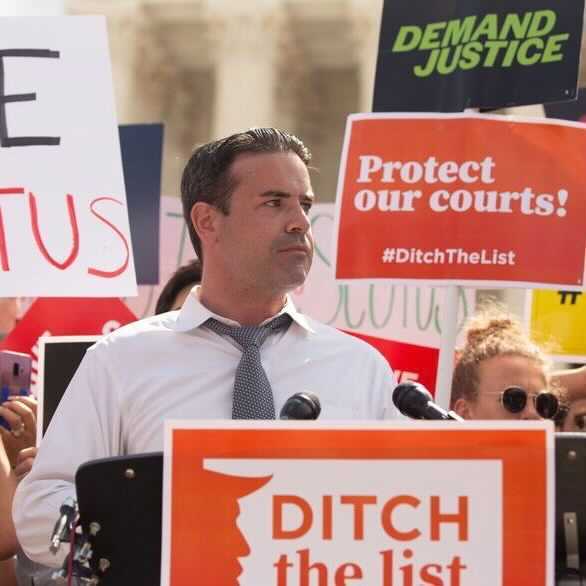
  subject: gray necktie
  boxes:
[204,314,292,419]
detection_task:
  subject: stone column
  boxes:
[66,0,153,124]
[209,0,283,138]
[349,0,383,113]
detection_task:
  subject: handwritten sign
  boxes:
[0,16,136,296]
[334,113,586,289]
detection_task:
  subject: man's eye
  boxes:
[266,199,281,207]
[301,201,313,212]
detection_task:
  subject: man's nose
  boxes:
[286,203,311,234]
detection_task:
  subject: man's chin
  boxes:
[280,268,310,293]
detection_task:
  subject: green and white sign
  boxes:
[373,1,584,112]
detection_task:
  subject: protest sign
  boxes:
[0,297,136,389]
[36,335,99,437]
[373,0,584,112]
[163,420,554,586]
[530,94,586,362]
[545,87,586,122]
[120,123,163,285]
[0,297,135,356]
[0,16,136,296]
[346,331,438,390]
[530,290,586,362]
[334,113,586,289]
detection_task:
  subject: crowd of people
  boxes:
[0,128,584,585]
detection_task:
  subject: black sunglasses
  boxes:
[492,386,559,419]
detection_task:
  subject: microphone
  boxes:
[49,497,78,554]
[392,382,463,421]
[279,392,321,420]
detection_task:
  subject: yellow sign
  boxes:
[531,289,586,361]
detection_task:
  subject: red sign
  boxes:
[335,113,586,288]
[345,330,438,392]
[0,297,136,356]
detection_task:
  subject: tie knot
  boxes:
[204,314,292,350]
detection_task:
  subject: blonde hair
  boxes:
[450,304,550,407]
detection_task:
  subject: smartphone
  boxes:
[0,350,32,430]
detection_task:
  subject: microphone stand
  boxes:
[50,500,106,585]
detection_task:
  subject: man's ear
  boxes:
[190,202,220,248]
[453,398,473,420]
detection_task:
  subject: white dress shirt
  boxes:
[13,290,399,567]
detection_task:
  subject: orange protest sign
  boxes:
[334,113,586,289]
[163,421,553,586]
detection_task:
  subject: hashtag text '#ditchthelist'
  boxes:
[381,248,516,266]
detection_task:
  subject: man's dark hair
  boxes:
[180,127,312,261]
[155,259,202,314]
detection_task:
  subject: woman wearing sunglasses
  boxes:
[553,366,586,432]
[450,307,561,422]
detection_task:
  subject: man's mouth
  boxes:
[279,245,310,254]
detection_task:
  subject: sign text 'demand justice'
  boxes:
[391,11,570,78]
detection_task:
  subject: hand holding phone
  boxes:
[0,350,32,432]
[0,394,37,469]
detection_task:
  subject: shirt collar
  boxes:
[171,286,315,334]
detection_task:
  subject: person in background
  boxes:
[0,437,18,586]
[154,259,202,315]
[0,396,37,586]
[450,305,560,422]
[1,297,33,586]
[0,299,19,341]
[553,365,586,432]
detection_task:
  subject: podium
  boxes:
[76,452,162,585]
[556,434,586,585]
[73,422,570,586]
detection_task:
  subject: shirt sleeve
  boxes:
[12,343,122,567]
[358,344,404,420]
[381,361,405,420]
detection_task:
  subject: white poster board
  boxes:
[0,16,136,296]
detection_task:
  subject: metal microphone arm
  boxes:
[49,498,104,584]
[49,498,78,554]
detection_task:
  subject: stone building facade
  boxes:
[67,0,387,202]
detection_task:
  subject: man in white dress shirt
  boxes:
[13,127,400,567]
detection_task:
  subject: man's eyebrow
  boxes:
[259,190,315,200]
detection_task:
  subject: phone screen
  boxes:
[0,350,32,429]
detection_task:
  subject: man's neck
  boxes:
[198,283,287,326]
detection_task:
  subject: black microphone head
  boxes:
[392,382,433,419]
[279,392,321,420]
[59,497,77,515]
